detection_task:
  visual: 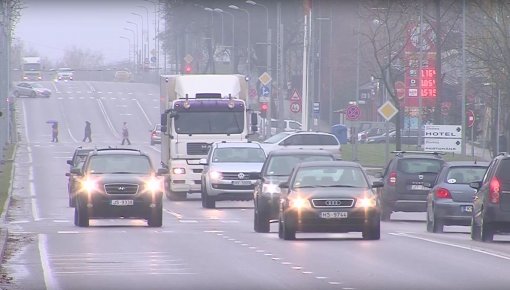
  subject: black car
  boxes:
[426,161,489,233]
[376,151,445,220]
[65,147,94,207]
[253,150,336,233]
[471,153,510,242]
[278,161,383,240]
[72,148,168,227]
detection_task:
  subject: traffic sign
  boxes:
[424,125,462,139]
[467,110,475,128]
[313,102,320,114]
[184,54,194,64]
[260,85,270,97]
[346,104,361,121]
[424,138,461,153]
[290,89,301,101]
[377,101,398,121]
[290,102,301,113]
[259,72,272,86]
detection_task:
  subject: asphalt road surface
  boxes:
[1,80,510,290]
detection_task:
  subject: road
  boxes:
[1,80,510,290]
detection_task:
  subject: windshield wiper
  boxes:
[317,185,356,188]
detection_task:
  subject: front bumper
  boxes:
[76,192,162,219]
[205,178,256,201]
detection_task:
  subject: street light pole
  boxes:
[131,12,145,62]
[124,26,138,73]
[137,5,150,62]
[228,5,251,74]
[120,36,132,68]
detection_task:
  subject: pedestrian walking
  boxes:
[51,122,59,143]
[121,122,131,145]
[83,121,92,142]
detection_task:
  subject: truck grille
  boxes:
[104,184,139,195]
[187,143,211,155]
[222,172,260,180]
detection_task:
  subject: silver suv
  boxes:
[260,131,341,160]
[200,141,267,208]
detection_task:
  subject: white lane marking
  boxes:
[96,98,119,138]
[390,232,510,261]
[76,91,82,93]
[39,234,61,290]
[58,231,80,234]
[204,230,224,233]
[134,99,153,127]
[164,209,183,219]
[179,220,198,223]
[22,100,30,144]
[29,164,40,221]
[315,276,328,279]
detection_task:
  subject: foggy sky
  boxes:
[15,0,158,64]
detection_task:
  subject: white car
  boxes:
[200,141,267,209]
[260,131,342,160]
[56,68,74,81]
[270,119,302,135]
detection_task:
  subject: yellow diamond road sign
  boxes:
[258,72,272,86]
[184,54,194,64]
[378,101,399,121]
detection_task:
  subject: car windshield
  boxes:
[30,83,43,88]
[87,155,152,174]
[263,132,291,144]
[446,166,487,184]
[293,166,368,188]
[397,158,442,174]
[174,111,244,134]
[212,147,266,163]
[265,155,334,176]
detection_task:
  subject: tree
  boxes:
[60,46,104,69]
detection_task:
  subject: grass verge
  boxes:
[0,145,15,215]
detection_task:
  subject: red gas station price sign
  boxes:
[420,68,437,97]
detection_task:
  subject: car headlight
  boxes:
[288,197,311,209]
[355,197,377,208]
[209,171,222,180]
[172,167,186,174]
[262,183,281,194]
[81,178,98,193]
[145,177,162,192]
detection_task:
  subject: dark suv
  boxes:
[471,153,510,242]
[376,151,445,220]
[253,149,335,233]
[65,147,94,207]
[71,148,168,227]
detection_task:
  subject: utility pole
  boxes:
[278,2,284,133]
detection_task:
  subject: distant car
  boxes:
[270,119,302,135]
[366,130,396,144]
[13,82,51,98]
[358,128,385,143]
[114,70,133,82]
[260,131,341,160]
[72,148,166,227]
[253,149,336,233]
[278,160,383,240]
[376,151,445,220]
[426,161,489,233]
[471,152,510,242]
[56,68,74,81]
[65,147,95,207]
[200,141,267,209]
[150,124,161,145]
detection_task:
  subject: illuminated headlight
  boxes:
[355,197,377,208]
[227,100,235,109]
[209,171,222,181]
[183,100,191,109]
[262,183,281,194]
[81,178,98,193]
[172,168,186,174]
[38,76,42,80]
[288,197,311,209]
[145,177,162,192]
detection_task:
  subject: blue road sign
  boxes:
[313,102,320,114]
[260,85,270,97]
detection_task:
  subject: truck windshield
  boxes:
[23,63,41,71]
[174,111,244,134]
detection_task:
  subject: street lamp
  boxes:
[228,4,251,74]
[131,12,145,61]
[124,26,138,72]
[215,8,235,48]
[143,0,160,71]
[137,5,151,63]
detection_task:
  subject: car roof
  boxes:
[296,160,362,168]
[267,149,334,156]
[90,148,145,156]
[214,141,262,149]
[75,148,95,154]
[444,161,490,167]
[392,151,445,160]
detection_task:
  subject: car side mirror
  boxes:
[279,181,289,189]
[372,181,384,188]
[157,168,169,175]
[70,167,81,175]
[66,160,73,165]
[199,158,208,165]
[469,181,481,190]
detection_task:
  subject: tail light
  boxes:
[489,177,501,204]
[435,187,451,199]
[388,171,397,186]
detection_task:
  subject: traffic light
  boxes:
[260,102,268,118]
[184,64,192,74]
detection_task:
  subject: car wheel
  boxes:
[69,194,76,208]
[165,190,186,201]
[480,214,494,242]
[362,219,381,240]
[30,91,36,98]
[471,216,481,241]
[426,209,433,232]
[281,215,296,240]
[427,206,443,233]
[74,199,89,227]
[381,205,392,221]
[147,203,163,227]
[201,184,216,209]
[254,199,270,233]
[13,91,19,97]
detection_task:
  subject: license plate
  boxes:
[111,200,133,206]
[232,180,251,186]
[461,205,473,213]
[320,212,348,219]
[411,185,426,190]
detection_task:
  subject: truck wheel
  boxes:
[201,186,215,209]
[147,204,163,227]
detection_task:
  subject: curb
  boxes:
[0,144,17,263]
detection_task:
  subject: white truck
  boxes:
[159,74,258,200]
[22,56,42,81]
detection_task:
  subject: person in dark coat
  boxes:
[51,122,59,142]
[83,121,92,142]
[121,121,131,145]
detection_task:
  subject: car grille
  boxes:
[187,143,211,155]
[215,184,256,190]
[222,172,260,180]
[104,183,139,195]
[311,199,354,208]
